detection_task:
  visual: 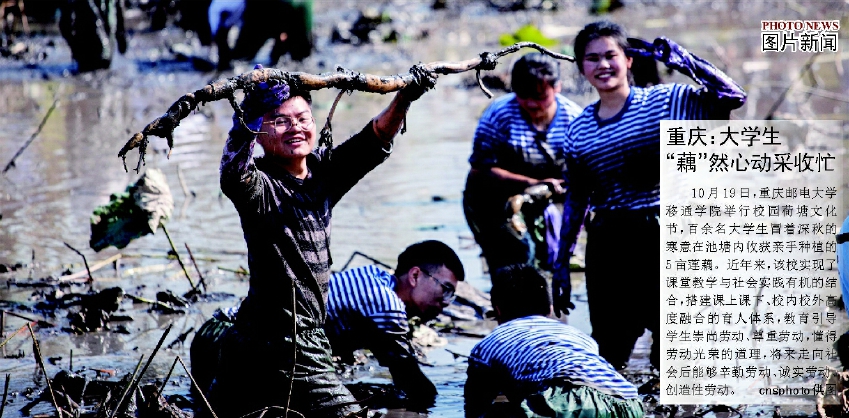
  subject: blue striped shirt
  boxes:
[469,315,638,399]
[469,93,583,181]
[560,82,741,256]
[326,265,409,350]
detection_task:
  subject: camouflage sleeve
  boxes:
[219,115,263,203]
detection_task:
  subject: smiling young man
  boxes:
[552,20,746,372]
[325,240,465,410]
[463,53,583,274]
[207,65,435,418]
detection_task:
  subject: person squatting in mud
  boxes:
[463,53,583,275]
[192,240,465,411]
[552,21,747,371]
[204,63,435,418]
[464,264,643,418]
[325,240,464,409]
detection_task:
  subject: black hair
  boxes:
[396,240,465,282]
[288,88,313,105]
[573,20,656,87]
[573,20,630,73]
[490,264,550,321]
[628,38,661,88]
[510,53,560,98]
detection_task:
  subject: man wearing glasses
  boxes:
[209,64,436,418]
[192,241,463,412]
[325,240,465,410]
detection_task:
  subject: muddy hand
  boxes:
[400,63,438,102]
[651,37,699,79]
[625,37,657,59]
[552,261,575,317]
[539,178,565,195]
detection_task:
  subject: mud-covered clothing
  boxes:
[326,265,437,405]
[210,118,392,418]
[557,44,745,370]
[465,316,641,418]
[59,0,127,72]
[464,93,582,271]
[514,385,644,418]
[584,208,660,370]
[189,307,237,399]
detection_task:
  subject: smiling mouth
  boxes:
[285,137,305,145]
[595,71,615,80]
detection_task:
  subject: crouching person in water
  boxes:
[326,240,465,410]
[192,240,464,411]
[464,264,643,418]
[205,64,435,418]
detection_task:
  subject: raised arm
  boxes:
[370,71,438,148]
[219,67,289,199]
[630,37,746,109]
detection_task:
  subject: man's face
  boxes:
[515,81,560,121]
[256,96,317,160]
[408,265,458,321]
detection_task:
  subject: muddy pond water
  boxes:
[0,1,847,417]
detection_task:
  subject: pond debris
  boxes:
[1,373,9,418]
[17,364,200,418]
[184,243,207,293]
[63,242,92,282]
[28,323,64,418]
[136,384,190,418]
[1,310,55,330]
[0,262,23,273]
[63,287,126,333]
[330,8,399,45]
[59,253,123,284]
[111,325,172,418]
[165,327,194,350]
[159,224,196,293]
[2,97,59,174]
[125,293,185,315]
[90,168,174,251]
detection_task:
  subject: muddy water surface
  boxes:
[0,1,847,417]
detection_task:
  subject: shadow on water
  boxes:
[0,0,847,417]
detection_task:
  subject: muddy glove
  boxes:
[240,64,291,130]
[627,37,701,81]
[651,37,701,80]
[552,261,575,317]
[625,37,657,59]
[399,64,438,102]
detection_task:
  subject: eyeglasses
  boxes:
[420,269,456,304]
[263,115,315,132]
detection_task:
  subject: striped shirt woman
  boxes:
[552,21,746,372]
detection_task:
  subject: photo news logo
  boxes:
[761,20,839,53]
